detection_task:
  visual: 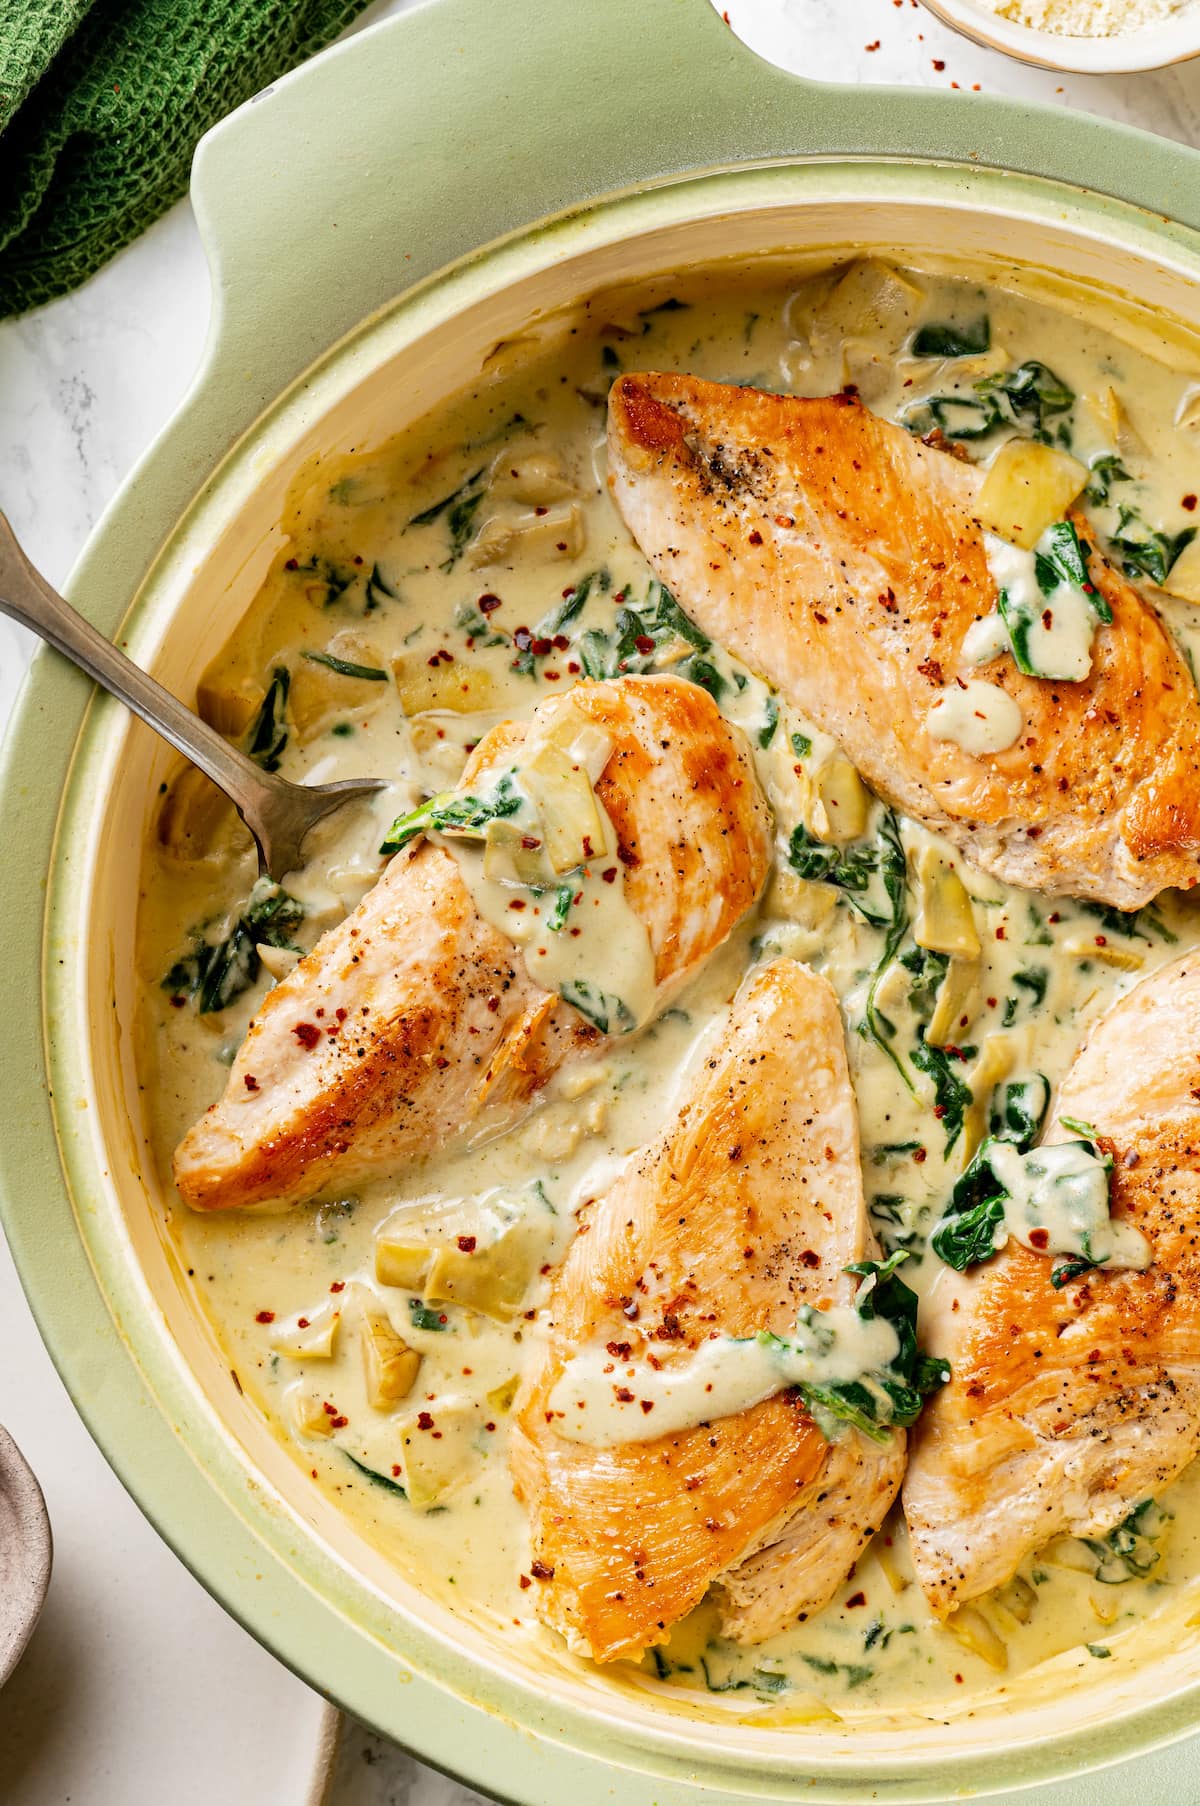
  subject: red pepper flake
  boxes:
[479,592,502,613]
[1048,911,1061,924]
[1184,495,1198,512]
[1095,935,1107,948]
[255,1310,275,1324]
[417,1411,435,1430]
[1029,1228,1049,1250]
[865,39,880,50]
[323,1402,338,1416]
[532,636,552,656]
[284,557,299,571]
[801,1250,820,1268]
[640,1399,655,1415]
[509,898,527,911]
[933,57,945,69]
[748,529,763,545]
[520,835,541,850]
[329,1414,348,1429]
[601,866,618,883]
[615,1387,635,1403]
[634,633,655,655]
[330,1281,345,1294]
[513,626,533,651]
[567,661,581,674]
[391,1464,403,1478]
[297,1317,310,1329]
[519,1574,532,1590]
[244,1074,260,1092]
[846,1590,867,1607]
[530,1560,555,1580]
[457,1235,478,1253]
[813,610,829,625]
[913,1147,928,1164]
[552,633,570,651]
[293,1021,321,1049]
[995,925,1007,941]
[486,995,501,1012]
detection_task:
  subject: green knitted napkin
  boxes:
[0,0,372,318]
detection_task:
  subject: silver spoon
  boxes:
[0,513,384,881]
[0,1425,51,1689]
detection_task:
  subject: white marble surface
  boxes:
[4,1,1200,1802]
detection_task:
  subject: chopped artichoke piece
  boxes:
[1044,1536,1098,1575]
[483,818,552,888]
[926,955,980,1049]
[156,764,248,868]
[960,1035,1015,1165]
[521,743,603,874]
[975,439,1088,551]
[814,754,870,843]
[272,1305,341,1360]
[810,259,924,357]
[360,1308,422,1409]
[490,447,577,506]
[1162,533,1200,604]
[424,1193,552,1320]
[291,1389,336,1438]
[764,869,839,932]
[469,502,585,568]
[395,1394,488,1508]
[945,1604,1008,1671]
[993,1574,1037,1628]
[290,630,389,741]
[392,653,493,715]
[486,1374,521,1414]
[479,333,548,378]
[376,1186,557,1323]
[1082,385,1121,444]
[874,1536,910,1596]
[912,846,981,959]
[258,942,302,982]
[1090,1592,1120,1627]
[375,1235,433,1291]
[1061,935,1144,972]
[196,674,266,738]
[540,711,613,784]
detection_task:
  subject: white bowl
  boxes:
[0,1426,51,1688]
[920,0,1200,72]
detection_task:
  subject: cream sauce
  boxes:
[984,528,1101,682]
[133,258,1200,1725]
[927,678,1023,753]
[990,1139,1152,1271]
[548,1305,902,1447]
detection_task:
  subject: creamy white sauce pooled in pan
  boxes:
[135,259,1200,1725]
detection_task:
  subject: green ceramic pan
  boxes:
[7,1,1200,1798]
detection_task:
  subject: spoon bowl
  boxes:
[0,514,383,881]
[0,1426,51,1688]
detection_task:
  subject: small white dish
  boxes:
[919,0,1200,73]
[0,1425,51,1688]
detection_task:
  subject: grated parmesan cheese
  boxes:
[978,0,1187,35]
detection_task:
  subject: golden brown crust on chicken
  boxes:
[509,959,905,1663]
[607,373,1200,908]
[904,956,1200,1617]
[173,676,770,1212]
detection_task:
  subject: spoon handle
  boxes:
[0,511,281,835]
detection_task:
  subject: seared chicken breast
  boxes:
[607,373,1200,909]
[904,954,1200,1617]
[173,675,770,1211]
[509,959,906,1664]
